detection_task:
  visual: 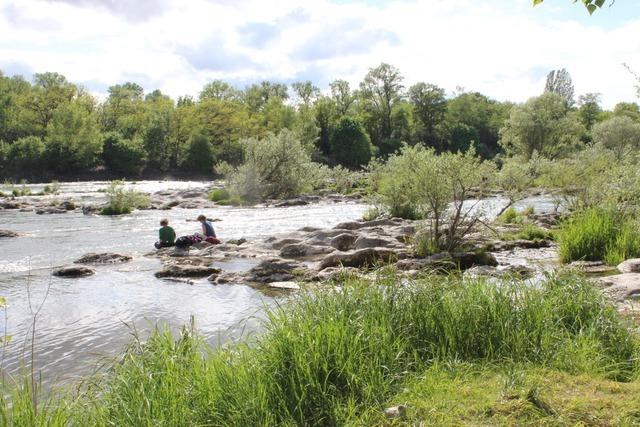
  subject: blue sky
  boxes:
[0,0,638,108]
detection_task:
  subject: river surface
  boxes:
[0,181,368,386]
[0,181,557,387]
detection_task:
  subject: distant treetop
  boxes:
[533,0,613,15]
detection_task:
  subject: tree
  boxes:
[408,82,446,148]
[359,63,404,152]
[613,102,640,121]
[199,80,240,101]
[182,132,214,174]
[27,72,77,132]
[330,79,355,115]
[330,117,372,169]
[45,101,102,172]
[5,136,46,175]
[592,116,640,159]
[499,93,585,159]
[533,0,611,15]
[577,93,603,130]
[242,81,288,112]
[544,69,575,107]
[291,81,320,107]
[100,82,146,138]
[313,96,338,157]
[102,132,146,175]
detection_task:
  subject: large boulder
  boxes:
[53,265,95,278]
[598,273,640,302]
[329,233,358,251]
[0,229,21,238]
[451,251,498,270]
[270,238,303,250]
[617,259,640,274]
[319,247,406,269]
[248,259,302,283]
[74,252,132,264]
[155,265,221,278]
[280,243,335,258]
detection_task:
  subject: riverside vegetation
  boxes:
[2,272,640,426]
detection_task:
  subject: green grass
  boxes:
[1,272,639,426]
[503,224,555,242]
[99,180,150,216]
[559,207,640,265]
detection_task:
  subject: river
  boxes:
[0,181,368,386]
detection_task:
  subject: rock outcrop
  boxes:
[53,266,95,278]
[75,253,132,264]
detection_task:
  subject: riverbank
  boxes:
[2,271,638,426]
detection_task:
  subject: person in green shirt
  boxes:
[155,218,176,249]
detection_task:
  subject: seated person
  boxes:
[196,214,220,244]
[154,218,176,249]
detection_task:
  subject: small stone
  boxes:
[383,405,407,419]
[74,252,132,264]
[0,229,21,238]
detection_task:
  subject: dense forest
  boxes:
[0,62,638,180]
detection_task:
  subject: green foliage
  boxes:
[330,117,372,168]
[5,136,46,175]
[44,101,102,172]
[558,207,640,264]
[102,132,146,175]
[498,206,519,224]
[371,144,496,250]
[181,132,214,174]
[3,272,637,426]
[208,188,230,202]
[100,180,150,215]
[516,224,554,241]
[533,0,611,15]
[499,92,585,160]
[592,116,640,159]
[220,129,315,202]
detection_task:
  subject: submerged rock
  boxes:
[248,259,302,283]
[155,265,221,278]
[570,260,617,275]
[53,265,95,278]
[75,252,132,264]
[0,229,21,238]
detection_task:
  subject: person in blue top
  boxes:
[196,214,219,244]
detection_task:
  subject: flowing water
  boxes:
[0,181,367,386]
[0,182,557,386]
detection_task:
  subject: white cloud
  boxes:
[0,0,638,107]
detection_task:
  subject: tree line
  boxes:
[0,64,638,180]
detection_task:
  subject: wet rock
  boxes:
[569,260,617,274]
[227,238,247,245]
[275,198,308,207]
[329,233,358,251]
[178,190,207,199]
[267,281,300,290]
[299,226,321,232]
[35,207,67,215]
[82,204,99,215]
[319,247,406,269]
[280,243,335,258]
[155,265,221,278]
[598,273,640,302]
[451,251,498,270]
[248,258,301,283]
[464,264,534,278]
[59,200,76,210]
[161,200,181,210]
[617,258,640,274]
[334,218,402,230]
[0,229,21,238]
[395,253,454,271]
[74,252,132,264]
[53,265,95,278]
[210,272,244,285]
[0,201,21,209]
[487,239,551,251]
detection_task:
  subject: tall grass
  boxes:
[100,180,150,215]
[2,273,638,426]
[558,207,640,264]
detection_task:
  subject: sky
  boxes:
[0,0,638,108]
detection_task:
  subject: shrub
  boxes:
[6,136,46,175]
[220,130,316,202]
[592,116,640,159]
[208,188,230,202]
[371,144,496,250]
[558,207,640,264]
[182,132,214,174]
[100,180,150,215]
[498,206,518,224]
[516,224,554,241]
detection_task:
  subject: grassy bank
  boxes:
[2,272,639,426]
